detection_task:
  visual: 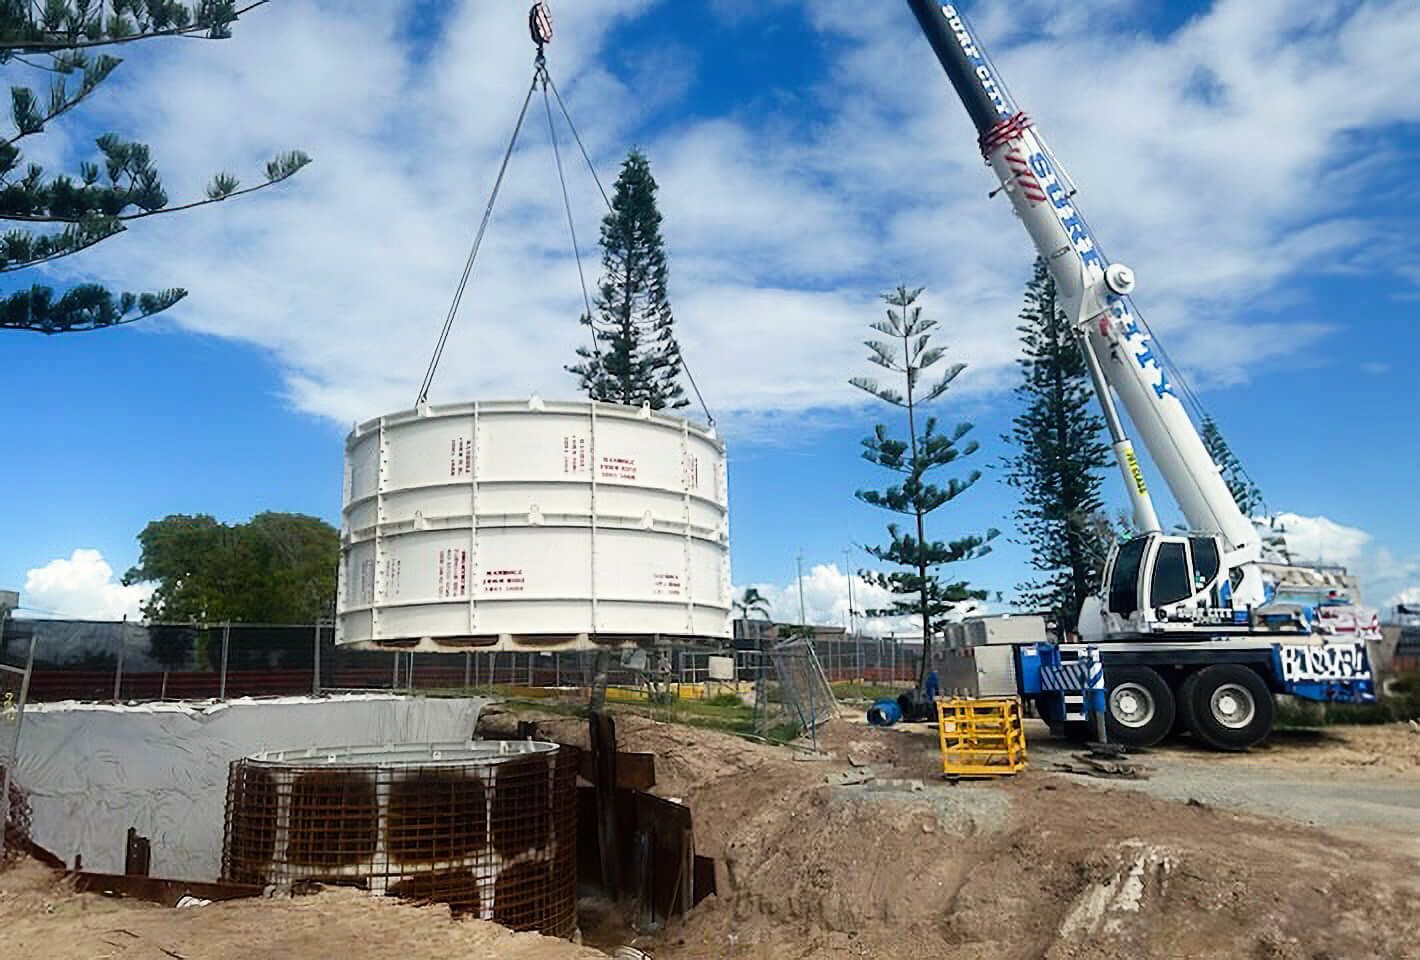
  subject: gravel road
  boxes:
[1025,720,1420,847]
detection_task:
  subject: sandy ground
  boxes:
[1026,722,1420,856]
[4,710,1420,959]
[0,858,603,959]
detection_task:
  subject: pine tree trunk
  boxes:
[904,325,932,685]
[1049,299,1087,627]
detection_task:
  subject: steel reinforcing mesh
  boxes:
[221,742,577,937]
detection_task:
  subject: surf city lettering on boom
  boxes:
[940,5,1011,117]
[1025,149,1175,401]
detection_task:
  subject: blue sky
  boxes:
[4,0,1418,625]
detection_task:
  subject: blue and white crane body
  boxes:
[904,1,1376,750]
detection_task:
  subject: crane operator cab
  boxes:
[1079,532,1307,641]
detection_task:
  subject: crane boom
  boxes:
[907,1,1264,604]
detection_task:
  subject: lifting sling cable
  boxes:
[541,64,599,358]
[416,71,538,407]
[545,70,717,427]
[546,72,611,210]
[417,9,717,427]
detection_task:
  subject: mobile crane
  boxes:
[904,1,1377,750]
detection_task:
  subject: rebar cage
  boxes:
[222,740,577,936]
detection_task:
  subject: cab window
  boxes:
[1150,540,1192,607]
[1189,537,1220,586]
[1108,538,1148,616]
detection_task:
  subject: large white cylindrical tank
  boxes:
[336,398,731,651]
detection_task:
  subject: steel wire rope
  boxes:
[416,70,539,407]
[415,51,717,427]
[541,66,599,361]
[546,73,611,211]
[547,71,717,427]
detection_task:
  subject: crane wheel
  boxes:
[1104,666,1174,748]
[1179,664,1273,751]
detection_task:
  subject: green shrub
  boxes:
[1276,672,1420,727]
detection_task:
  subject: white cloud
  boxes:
[1271,514,1420,614]
[33,0,1420,438]
[1369,547,1420,615]
[1391,587,1420,608]
[22,550,153,621]
[1274,512,1372,567]
[738,562,985,638]
[747,526,1420,627]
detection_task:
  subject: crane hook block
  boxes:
[530,2,554,47]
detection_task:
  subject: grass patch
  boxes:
[705,692,747,708]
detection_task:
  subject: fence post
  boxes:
[464,651,471,690]
[527,652,533,686]
[219,621,231,701]
[112,615,127,703]
[392,650,400,690]
[407,652,414,694]
[312,621,322,697]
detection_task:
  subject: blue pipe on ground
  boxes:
[867,698,903,726]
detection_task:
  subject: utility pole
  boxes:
[844,548,857,637]
[796,554,808,630]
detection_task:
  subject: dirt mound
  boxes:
[616,719,1420,960]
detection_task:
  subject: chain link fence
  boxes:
[0,618,921,705]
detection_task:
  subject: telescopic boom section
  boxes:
[906,1,1262,583]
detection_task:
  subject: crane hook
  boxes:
[530,2,554,53]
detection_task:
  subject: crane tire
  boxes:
[1104,666,1174,748]
[1180,664,1273,752]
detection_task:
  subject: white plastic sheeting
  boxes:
[13,694,486,881]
